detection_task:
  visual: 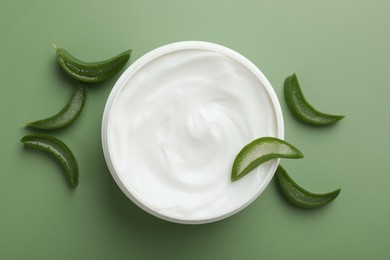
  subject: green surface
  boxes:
[1,0,389,259]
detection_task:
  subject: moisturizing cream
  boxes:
[102,42,283,224]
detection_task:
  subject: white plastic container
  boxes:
[101,41,284,224]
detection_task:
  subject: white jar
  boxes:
[101,41,284,224]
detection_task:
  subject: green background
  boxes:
[1,0,389,259]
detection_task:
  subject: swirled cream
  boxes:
[103,42,283,223]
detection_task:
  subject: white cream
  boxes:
[102,42,283,224]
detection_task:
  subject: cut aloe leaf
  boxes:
[21,134,78,187]
[26,85,87,130]
[276,165,340,208]
[284,74,344,126]
[231,137,303,182]
[54,44,131,83]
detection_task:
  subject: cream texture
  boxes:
[105,45,281,222]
